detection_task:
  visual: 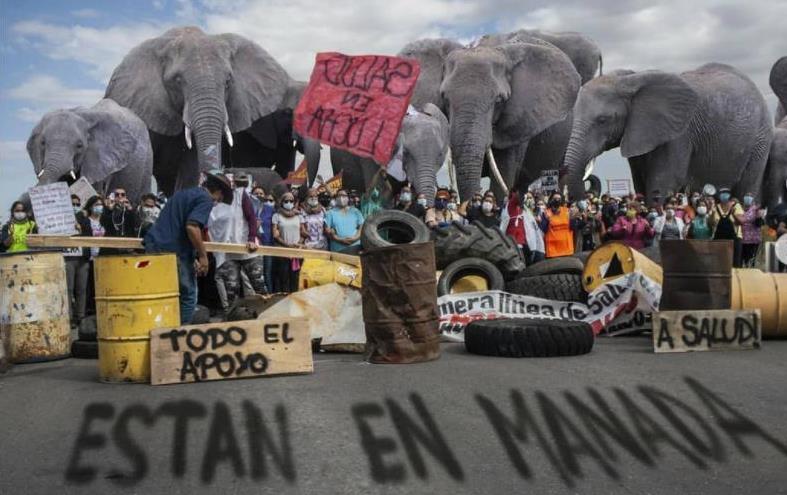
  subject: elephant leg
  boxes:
[489,142,528,200]
[632,141,690,207]
[733,140,770,203]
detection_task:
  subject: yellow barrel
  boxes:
[95,254,180,383]
[299,259,362,290]
[0,251,70,363]
[730,269,787,338]
[582,242,663,292]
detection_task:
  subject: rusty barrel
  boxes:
[659,240,733,310]
[361,242,440,363]
[582,242,663,292]
[95,254,180,382]
[0,251,70,363]
[731,269,787,338]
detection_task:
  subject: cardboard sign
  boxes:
[653,309,761,353]
[294,52,420,165]
[28,182,77,234]
[607,179,631,198]
[540,169,559,193]
[324,170,343,195]
[68,177,98,205]
[150,318,312,385]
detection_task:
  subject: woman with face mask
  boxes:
[574,198,606,252]
[608,200,655,250]
[538,193,581,258]
[1,201,37,253]
[301,188,328,250]
[271,192,304,293]
[654,200,686,241]
[395,186,426,221]
[710,188,745,267]
[425,188,461,228]
[687,199,713,239]
[739,192,764,266]
[466,192,500,229]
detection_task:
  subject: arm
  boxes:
[186,222,208,276]
[733,203,745,224]
[241,193,258,244]
[608,218,626,239]
[643,219,656,239]
[1,224,10,248]
[538,213,549,233]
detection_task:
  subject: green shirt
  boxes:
[7,220,36,252]
[689,216,712,240]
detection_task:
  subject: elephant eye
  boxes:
[76,142,84,149]
[596,115,610,124]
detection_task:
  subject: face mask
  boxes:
[525,199,534,209]
[73,206,82,215]
[719,193,731,202]
[447,202,457,211]
[329,199,336,208]
[307,197,319,207]
[338,196,349,207]
[665,208,675,218]
[417,198,428,207]
[400,192,412,203]
[696,206,707,216]
[318,195,331,207]
[264,200,275,207]
[743,196,753,206]
[481,201,494,213]
[647,212,658,222]
[626,209,637,220]
[282,201,295,211]
[577,200,588,211]
[435,199,447,209]
[13,211,26,221]
[472,200,481,208]
[92,206,104,216]
[549,199,562,209]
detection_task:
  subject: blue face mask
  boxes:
[92,206,104,215]
[435,199,447,210]
[719,193,730,202]
[743,195,754,206]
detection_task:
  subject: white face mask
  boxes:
[665,208,675,218]
[264,200,275,207]
[13,211,27,221]
[307,197,319,207]
[696,206,707,216]
[400,192,412,203]
[282,201,295,210]
[417,198,427,207]
[447,202,457,211]
[338,196,349,207]
[482,201,494,213]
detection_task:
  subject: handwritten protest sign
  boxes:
[29,182,77,234]
[607,179,631,198]
[294,53,420,165]
[653,309,761,353]
[150,318,312,385]
[68,177,98,205]
[540,169,559,193]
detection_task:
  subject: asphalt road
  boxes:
[1,337,787,494]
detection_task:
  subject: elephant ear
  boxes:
[618,71,698,158]
[770,57,787,120]
[105,30,182,136]
[75,105,137,183]
[398,38,463,110]
[495,42,581,146]
[217,33,292,132]
[26,120,44,175]
[421,103,450,150]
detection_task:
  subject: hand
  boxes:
[194,255,209,277]
[246,241,258,252]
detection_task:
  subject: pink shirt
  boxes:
[609,216,655,250]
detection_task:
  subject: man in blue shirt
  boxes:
[325,189,364,252]
[144,173,233,324]
[251,185,276,293]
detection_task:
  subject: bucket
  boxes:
[95,254,180,382]
[731,269,787,338]
[0,251,70,363]
[582,242,663,292]
[299,259,362,290]
[361,242,440,363]
[659,240,733,310]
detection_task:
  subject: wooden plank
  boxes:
[653,309,761,353]
[26,234,360,266]
[150,318,312,385]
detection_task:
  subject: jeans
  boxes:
[64,257,90,324]
[263,256,274,293]
[177,255,198,325]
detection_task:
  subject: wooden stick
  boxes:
[26,235,361,267]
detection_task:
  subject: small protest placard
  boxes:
[607,179,631,198]
[29,182,77,234]
[540,169,559,193]
[653,309,761,353]
[294,52,420,165]
[68,177,98,205]
[150,318,312,385]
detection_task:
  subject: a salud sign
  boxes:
[150,318,312,385]
[653,309,761,353]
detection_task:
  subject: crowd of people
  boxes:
[1,171,781,326]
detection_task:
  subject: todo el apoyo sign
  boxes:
[150,318,312,385]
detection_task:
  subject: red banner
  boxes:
[294,52,420,166]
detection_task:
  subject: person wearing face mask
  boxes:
[466,192,500,228]
[272,192,304,292]
[301,188,328,250]
[574,198,605,252]
[501,189,545,263]
[2,201,37,253]
[65,195,90,328]
[687,199,713,239]
[538,192,580,258]
[609,200,655,250]
[250,186,276,293]
[325,189,364,252]
[426,188,461,228]
[654,200,686,240]
[395,185,426,221]
[710,188,745,267]
[739,192,764,266]
[136,193,161,237]
[145,173,233,324]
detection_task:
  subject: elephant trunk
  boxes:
[449,104,493,201]
[563,121,594,200]
[411,152,438,207]
[185,83,226,174]
[37,149,75,185]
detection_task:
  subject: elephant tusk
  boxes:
[486,148,509,197]
[37,169,45,178]
[185,124,193,150]
[446,148,459,201]
[583,158,596,181]
[69,170,77,181]
[225,125,234,148]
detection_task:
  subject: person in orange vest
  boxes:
[537,192,580,258]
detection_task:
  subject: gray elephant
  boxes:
[439,41,580,200]
[764,57,787,207]
[26,98,152,204]
[563,64,773,205]
[105,26,320,195]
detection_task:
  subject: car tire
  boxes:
[505,273,588,303]
[361,210,431,249]
[520,257,584,277]
[465,318,594,357]
[433,221,525,279]
[437,258,505,296]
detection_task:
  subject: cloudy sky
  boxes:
[0,0,784,216]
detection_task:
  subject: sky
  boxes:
[0,0,785,220]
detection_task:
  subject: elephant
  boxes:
[764,56,787,207]
[328,103,450,205]
[562,64,774,206]
[105,26,320,196]
[439,41,581,200]
[26,98,153,204]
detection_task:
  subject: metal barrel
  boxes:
[95,254,180,383]
[659,240,734,310]
[360,242,440,364]
[0,251,70,363]
[582,241,663,292]
[731,269,787,338]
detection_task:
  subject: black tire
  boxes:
[505,273,588,303]
[520,256,584,277]
[361,210,431,249]
[433,221,526,279]
[78,315,97,342]
[191,305,211,324]
[584,174,602,196]
[71,340,98,359]
[437,258,505,296]
[465,318,594,357]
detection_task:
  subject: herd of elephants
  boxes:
[25,26,787,209]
